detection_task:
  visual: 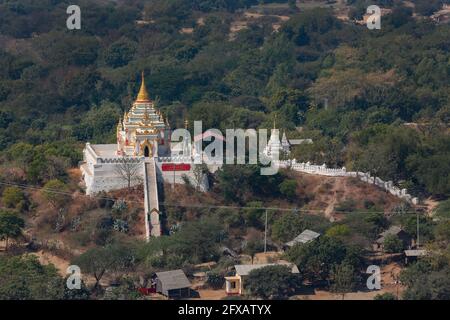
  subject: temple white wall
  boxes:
[81,141,419,205]
[80,144,210,195]
[81,161,145,195]
[275,159,419,205]
[80,143,145,195]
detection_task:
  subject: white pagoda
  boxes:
[116,72,171,158]
[80,73,176,195]
[263,122,291,159]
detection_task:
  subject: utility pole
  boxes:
[264,210,268,253]
[172,164,175,191]
[416,210,420,249]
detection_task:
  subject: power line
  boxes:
[0,180,425,215]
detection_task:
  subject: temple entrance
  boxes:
[140,139,153,158]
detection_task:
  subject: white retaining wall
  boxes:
[275,160,419,205]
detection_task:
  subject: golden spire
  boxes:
[184,118,189,129]
[136,71,150,102]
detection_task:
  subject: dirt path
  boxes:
[32,250,71,277]
[324,196,337,221]
[323,177,345,221]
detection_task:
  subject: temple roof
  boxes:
[136,71,150,102]
[120,72,166,130]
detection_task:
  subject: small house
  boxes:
[404,249,427,264]
[284,229,321,249]
[225,262,299,296]
[154,269,191,299]
[375,226,411,251]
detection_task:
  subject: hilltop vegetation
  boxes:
[0,0,448,198]
[0,0,449,300]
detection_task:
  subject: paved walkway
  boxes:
[144,158,161,239]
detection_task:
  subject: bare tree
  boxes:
[192,163,209,191]
[114,159,142,191]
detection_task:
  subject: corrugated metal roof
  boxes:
[234,262,299,276]
[376,226,406,243]
[404,249,427,257]
[286,229,320,247]
[156,269,191,291]
[380,226,403,237]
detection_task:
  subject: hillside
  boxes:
[0,0,449,302]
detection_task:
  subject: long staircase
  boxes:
[143,159,161,240]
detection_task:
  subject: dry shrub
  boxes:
[0,166,26,183]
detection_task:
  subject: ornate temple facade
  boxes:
[80,73,186,196]
[80,73,290,196]
[116,73,171,158]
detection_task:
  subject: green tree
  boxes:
[435,221,450,243]
[242,202,264,229]
[402,267,450,300]
[216,165,283,203]
[279,179,297,201]
[72,243,136,292]
[325,224,351,240]
[340,212,386,245]
[415,0,442,16]
[136,218,224,269]
[271,212,305,243]
[272,212,329,243]
[244,238,265,264]
[0,210,25,250]
[284,237,362,283]
[42,179,69,208]
[1,186,25,209]
[73,101,122,143]
[245,265,301,299]
[206,272,225,290]
[409,153,450,197]
[103,277,142,300]
[435,199,450,219]
[170,217,224,264]
[0,255,64,300]
[383,234,404,253]
[374,292,397,300]
[330,263,360,300]
[103,38,137,68]
[6,142,34,170]
[288,0,297,11]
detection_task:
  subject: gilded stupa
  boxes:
[116,72,170,157]
[80,71,206,211]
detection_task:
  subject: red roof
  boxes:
[194,130,225,142]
